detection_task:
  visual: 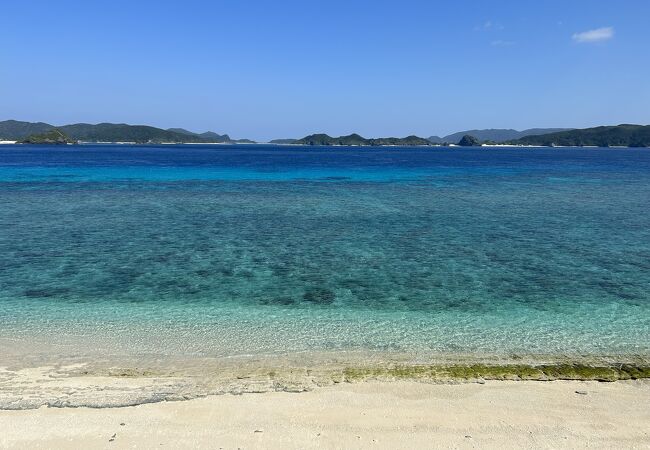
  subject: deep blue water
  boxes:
[1,144,649,360]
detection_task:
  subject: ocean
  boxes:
[1,144,649,367]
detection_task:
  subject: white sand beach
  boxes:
[1,380,649,449]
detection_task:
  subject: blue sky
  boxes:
[1,0,648,140]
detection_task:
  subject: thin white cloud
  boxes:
[474,20,504,31]
[572,26,614,43]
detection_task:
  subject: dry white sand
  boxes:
[1,380,649,449]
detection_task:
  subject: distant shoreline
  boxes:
[1,141,647,149]
[2,121,649,147]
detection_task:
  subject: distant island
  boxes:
[269,128,579,146]
[428,128,573,144]
[2,120,649,147]
[458,135,480,147]
[506,124,650,147]
[18,129,76,145]
[269,138,300,145]
[293,133,432,146]
[0,120,251,144]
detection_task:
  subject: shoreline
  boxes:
[2,141,648,148]
[3,335,649,410]
[2,380,649,448]
[2,351,649,410]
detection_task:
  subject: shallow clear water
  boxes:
[1,144,649,361]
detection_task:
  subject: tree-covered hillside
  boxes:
[511,125,650,147]
[18,129,76,145]
[294,133,432,146]
[0,120,249,143]
[58,123,207,143]
[432,128,572,144]
[0,120,55,140]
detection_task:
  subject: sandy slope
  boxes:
[1,380,649,449]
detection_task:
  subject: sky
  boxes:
[1,0,649,141]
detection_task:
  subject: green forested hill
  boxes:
[431,128,572,144]
[296,133,369,146]
[511,125,650,147]
[294,133,432,146]
[18,129,76,144]
[168,128,231,143]
[5,120,648,147]
[198,131,231,142]
[0,120,55,140]
[372,135,432,146]
[0,120,247,143]
[57,123,205,143]
[458,135,481,146]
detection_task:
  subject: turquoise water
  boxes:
[1,145,649,362]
